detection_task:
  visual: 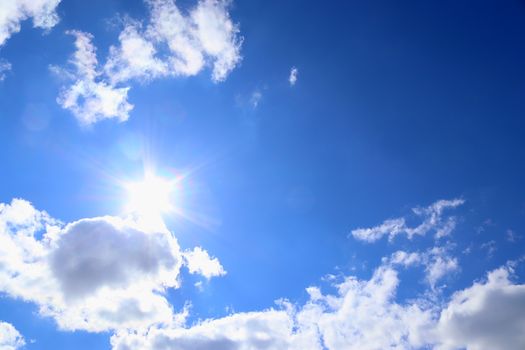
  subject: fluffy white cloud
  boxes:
[388,247,459,287]
[110,265,435,350]
[57,0,242,124]
[289,66,298,86]
[4,197,524,349]
[0,0,62,81]
[111,262,525,350]
[351,198,464,242]
[141,0,242,82]
[424,247,459,287]
[56,31,133,125]
[0,198,219,332]
[0,321,25,350]
[104,22,167,84]
[183,247,226,279]
[106,0,242,83]
[0,0,61,47]
[435,266,525,350]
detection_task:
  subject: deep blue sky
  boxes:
[1,1,525,349]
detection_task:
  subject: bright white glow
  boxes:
[124,173,176,219]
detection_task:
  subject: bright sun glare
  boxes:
[124,173,176,218]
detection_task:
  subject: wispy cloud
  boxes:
[250,90,262,109]
[0,59,11,80]
[351,198,465,242]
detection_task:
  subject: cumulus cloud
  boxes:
[110,265,435,350]
[0,0,62,81]
[0,198,220,332]
[183,246,226,279]
[56,0,242,124]
[351,198,464,242]
[56,31,133,125]
[388,247,459,288]
[0,321,25,350]
[142,0,242,82]
[289,66,298,86]
[104,22,167,84]
[435,266,525,350]
[4,197,524,350]
[111,262,525,350]
[0,0,62,47]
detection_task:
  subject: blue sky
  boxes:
[0,0,525,349]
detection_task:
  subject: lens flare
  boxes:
[123,172,179,230]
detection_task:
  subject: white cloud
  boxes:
[57,0,242,124]
[388,250,422,267]
[111,261,525,350]
[0,0,62,47]
[289,66,298,86]
[110,265,435,350]
[506,229,520,242]
[423,247,459,287]
[109,0,242,82]
[4,197,524,350]
[0,59,11,80]
[388,246,459,287]
[56,31,133,125]
[137,0,242,82]
[0,198,219,332]
[250,90,262,109]
[0,321,25,350]
[0,0,62,81]
[435,266,525,350]
[183,246,226,279]
[351,198,464,242]
[104,22,167,84]
[481,240,497,258]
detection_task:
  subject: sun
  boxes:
[124,172,177,218]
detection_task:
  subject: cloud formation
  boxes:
[0,59,11,80]
[111,262,525,350]
[0,0,62,82]
[0,321,25,350]
[183,246,226,279]
[436,266,525,350]
[351,198,465,242]
[0,0,61,47]
[2,197,525,349]
[289,66,298,86]
[0,198,222,332]
[388,246,459,287]
[56,0,242,124]
[56,31,133,125]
